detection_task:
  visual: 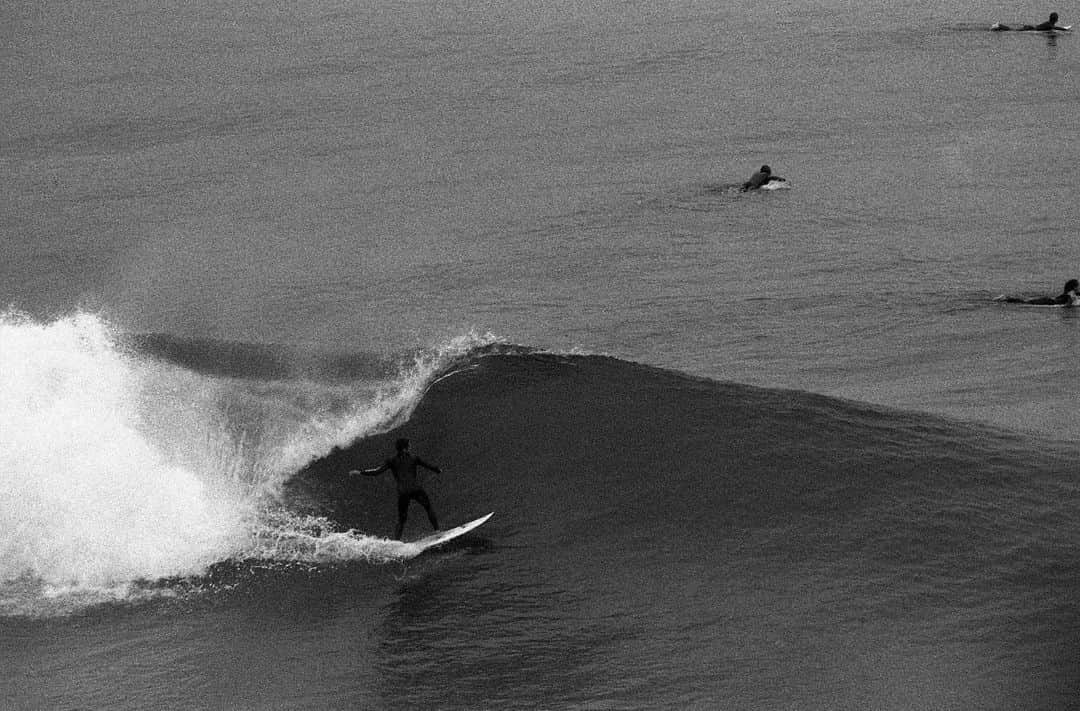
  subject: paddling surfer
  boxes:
[740,165,785,191]
[1028,12,1066,30]
[350,438,441,539]
[992,12,1068,31]
[998,278,1080,305]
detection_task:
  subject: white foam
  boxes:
[248,511,422,564]
[0,312,250,591]
[0,312,498,612]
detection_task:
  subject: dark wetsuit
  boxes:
[363,450,441,538]
[741,165,786,191]
[398,489,436,525]
[1029,13,1066,30]
[741,166,773,191]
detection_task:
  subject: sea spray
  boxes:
[0,312,504,610]
[0,312,250,591]
[198,329,507,490]
[248,510,424,565]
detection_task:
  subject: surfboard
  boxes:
[410,512,493,552]
[991,22,1072,31]
[993,295,1077,307]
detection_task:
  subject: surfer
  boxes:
[740,165,785,191]
[350,438,441,539]
[992,12,1068,31]
[998,278,1080,305]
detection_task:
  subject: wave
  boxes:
[295,348,1079,561]
[4,311,1077,617]
[293,348,1080,624]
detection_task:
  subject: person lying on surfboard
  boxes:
[997,278,1080,305]
[350,437,441,539]
[992,12,1069,31]
[740,164,786,191]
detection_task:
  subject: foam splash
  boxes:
[248,511,425,564]
[265,329,505,477]
[0,312,499,615]
[0,312,250,595]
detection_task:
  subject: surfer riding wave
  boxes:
[350,438,442,539]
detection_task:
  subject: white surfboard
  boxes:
[993,295,1078,307]
[991,22,1072,31]
[410,512,493,552]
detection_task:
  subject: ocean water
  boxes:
[3,0,1080,708]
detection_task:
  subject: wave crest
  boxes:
[0,311,497,613]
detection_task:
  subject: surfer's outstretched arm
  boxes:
[416,457,442,474]
[349,461,390,477]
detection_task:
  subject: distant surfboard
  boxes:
[993,295,1076,307]
[409,512,493,552]
[991,22,1072,31]
[760,179,790,191]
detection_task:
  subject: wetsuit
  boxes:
[357,447,441,538]
[741,165,784,191]
[1021,292,1077,306]
[398,489,437,525]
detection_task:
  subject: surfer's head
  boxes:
[1049,12,1059,23]
[1065,278,1079,292]
[396,438,410,452]
[759,165,771,174]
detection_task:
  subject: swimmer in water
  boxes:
[998,278,1080,306]
[740,165,786,191]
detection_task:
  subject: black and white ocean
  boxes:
[3,0,1080,708]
